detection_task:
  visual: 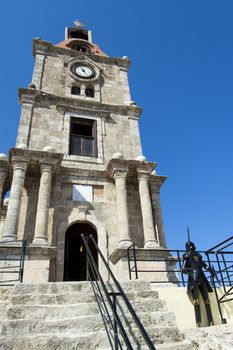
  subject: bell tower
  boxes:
[0,21,167,282]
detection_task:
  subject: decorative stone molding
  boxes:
[18,88,40,105]
[17,88,142,119]
[32,39,51,56]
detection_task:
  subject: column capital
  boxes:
[12,160,28,173]
[137,169,151,182]
[40,163,53,175]
[112,168,128,181]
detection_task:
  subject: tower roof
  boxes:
[55,38,108,57]
[55,21,108,57]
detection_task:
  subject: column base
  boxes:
[32,237,48,245]
[144,240,159,249]
[117,239,133,249]
[0,235,17,242]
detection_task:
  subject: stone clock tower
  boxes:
[0,22,167,282]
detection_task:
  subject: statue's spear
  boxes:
[187,226,191,243]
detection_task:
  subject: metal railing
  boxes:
[127,245,184,285]
[205,235,233,324]
[0,240,26,287]
[127,238,233,325]
[81,234,156,350]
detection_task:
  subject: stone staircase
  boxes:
[0,281,194,350]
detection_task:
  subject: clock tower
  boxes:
[0,22,168,282]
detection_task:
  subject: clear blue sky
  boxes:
[0,1,232,250]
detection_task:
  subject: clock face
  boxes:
[73,65,95,79]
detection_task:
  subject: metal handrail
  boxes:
[81,234,156,350]
[0,240,26,286]
[206,235,233,252]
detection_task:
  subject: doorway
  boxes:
[63,222,98,281]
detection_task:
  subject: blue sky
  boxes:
[0,1,232,250]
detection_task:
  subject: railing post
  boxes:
[133,243,138,280]
[177,250,185,287]
[19,240,26,283]
[109,292,120,350]
[205,252,226,325]
[85,235,91,281]
[127,245,132,280]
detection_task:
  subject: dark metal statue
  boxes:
[182,227,215,327]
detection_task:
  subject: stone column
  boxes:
[0,205,7,239]
[150,185,167,248]
[113,169,132,248]
[137,170,158,248]
[33,163,53,244]
[2,161,28,241]
[0,171,6,210]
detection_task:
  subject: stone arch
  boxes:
[56,208,108,281]
[64,222,98,281]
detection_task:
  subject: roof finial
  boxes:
[73,20,85,29]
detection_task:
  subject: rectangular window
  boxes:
[70,118,97,157]
[73,185,93,202]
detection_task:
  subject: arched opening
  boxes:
[85,87,95,98]
[63,222,98,281]
[71,86,80,96]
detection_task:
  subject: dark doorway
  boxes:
[63,223,98,281]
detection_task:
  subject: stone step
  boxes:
[13,282,93,295]
[1,315,104,337]
[0,325,184,349]
[2,311,176,336]
[0,288,13,334]
[6,302,100,320]
[130,325,183,345]
[12,284,160,301]
[184,324,233,349]
[0,331,110,350]
[99,341,194,350]
[13,280,152,295]
[0,287,12,304]
[11,292,96,305]
[10,294,165,315]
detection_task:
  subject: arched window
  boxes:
[71,86,80,96]
[85,87,94,98]
[71,45,88,53]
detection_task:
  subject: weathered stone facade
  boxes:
[0,25,167,282]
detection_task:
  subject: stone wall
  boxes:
[16,101,142,166]
[33,47,131,106]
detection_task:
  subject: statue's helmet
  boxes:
[185,241,196,251]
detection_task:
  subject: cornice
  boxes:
[32,39,131,70]
[107,158,156,178]
[149,175,167,189]
[18,88,142,118]
[8,148,64,173]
